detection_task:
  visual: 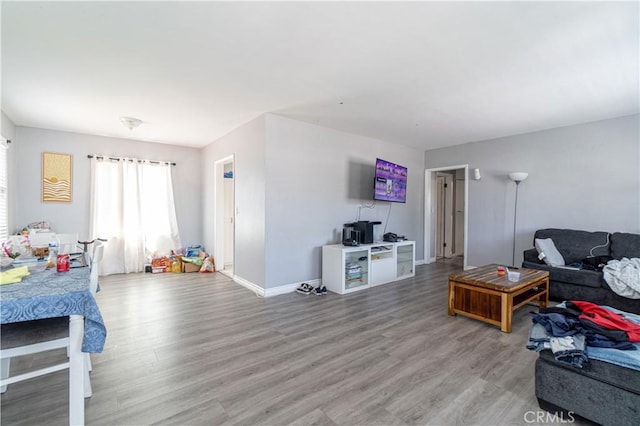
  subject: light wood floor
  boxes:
[1,258,581,425]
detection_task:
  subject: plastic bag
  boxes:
[1,235,32,259]
[185,245,204,257]
[170,257,182,273]
[200,256,215,273]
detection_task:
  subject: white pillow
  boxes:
[535,238,565,267]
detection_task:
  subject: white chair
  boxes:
[0,241,104,424]
[56,233,89,267]
[0,317,90,426]
[55,233,80,255]
[0,318,75,392]
[84,239,104,376]
[89,240,105,294]
[28,232,57,248]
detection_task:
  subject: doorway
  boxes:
[214,155,235,277]
[435,173,454,258]
[424,165,468,269]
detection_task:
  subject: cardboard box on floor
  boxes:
[182,262,200,273]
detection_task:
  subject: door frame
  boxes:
[214,155,234,275]
[424,165,469,270]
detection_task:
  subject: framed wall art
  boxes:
[42,152,72,202]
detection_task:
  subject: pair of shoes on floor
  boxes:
[313,286,328,296]
[296,283,327,296]
[296,283,314,295]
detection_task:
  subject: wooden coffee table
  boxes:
[448,264,549,332]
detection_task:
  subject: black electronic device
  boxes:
[342,238,360,247]
[384,232,399,242]
[342,225,360,246]
[344,221,382,245]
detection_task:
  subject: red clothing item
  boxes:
[571,300,640,342]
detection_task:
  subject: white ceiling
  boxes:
[2,1,638,150]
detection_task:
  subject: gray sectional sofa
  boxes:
[525,228,640,424]
[535,350,640,425]
[522,228,640,314]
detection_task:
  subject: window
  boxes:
[0,139,8,241]
[89,157,181,274]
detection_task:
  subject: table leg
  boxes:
[84,354,93,398]
[448,281,455,315]
[540,278,549,308]
[69,315,85,426]
[0,358,9,393]
[501,293,513,333]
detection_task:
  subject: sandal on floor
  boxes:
[313,285,328,296]
[296,283,314,295]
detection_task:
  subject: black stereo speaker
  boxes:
[344,221,382,245]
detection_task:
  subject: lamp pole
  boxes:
[512,180,521,267]
[508,172,528,267]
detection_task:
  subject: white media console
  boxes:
[321,241,415,295]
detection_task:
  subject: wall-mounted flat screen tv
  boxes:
[374,158,407,203]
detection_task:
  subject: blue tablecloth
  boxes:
[0,267,106,352]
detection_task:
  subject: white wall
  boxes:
[201,116,266,288]
[1,112,18,233]
[1,113,15,140]
[424,114,640,267]
[11,127,202,245]
[264,114,425,288]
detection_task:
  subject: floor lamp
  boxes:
[509,172,528,267]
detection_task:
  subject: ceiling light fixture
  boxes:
[120,116,143,131]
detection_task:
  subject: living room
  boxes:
[1,1,639,425]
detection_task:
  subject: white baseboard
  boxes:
[415,259,425,266]
[264,279,321,297]
[231,275,323,298]
[232,275,265,297]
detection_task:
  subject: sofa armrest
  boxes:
[523,248,542,264]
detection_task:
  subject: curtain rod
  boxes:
[87,155,176,166]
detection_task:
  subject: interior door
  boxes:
[436,173,454,258]
[436,176,445,257]
[223,162,234,271]
[454,177,465,256]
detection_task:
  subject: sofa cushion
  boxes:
[539,350,640,394]
[536,351,640,425]
[523,248,542,264]
[522,261,604,288]
[535,238,565,266]
[610,233,640,260]
[533,229,610,264]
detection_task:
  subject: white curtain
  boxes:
[89,157,181,275]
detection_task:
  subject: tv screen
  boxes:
[374,158,407,203]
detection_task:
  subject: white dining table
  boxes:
[0,266,107,425]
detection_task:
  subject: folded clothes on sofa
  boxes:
[527,303,640,371]
[527,323,587,368]
[550,334,587,368]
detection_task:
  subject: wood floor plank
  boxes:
[0,258,590,425]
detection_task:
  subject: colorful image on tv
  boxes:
[374,158,407,203]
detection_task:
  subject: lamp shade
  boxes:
[508,172,528,183]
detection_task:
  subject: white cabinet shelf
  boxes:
[395,241,415,280]
[322,241,415,295]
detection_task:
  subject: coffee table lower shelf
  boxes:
[448,273,549,333]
